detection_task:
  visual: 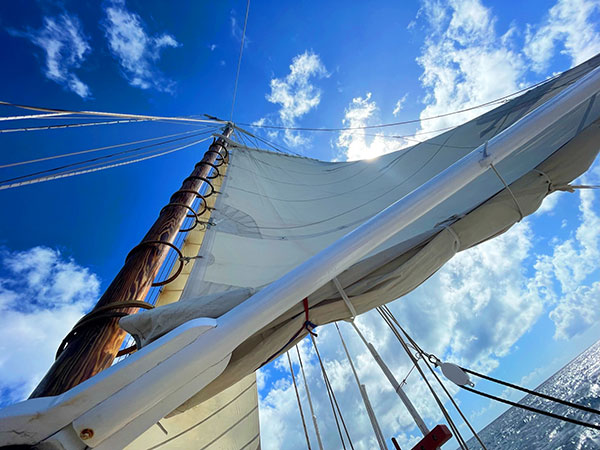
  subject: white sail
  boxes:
[120,54,600,417]
[126,373,259,450]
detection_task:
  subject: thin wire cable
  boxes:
[389,306,600,428]
[287,352,312,450]
[312,339,349,450]
[376,308,469,450]
[0,112,70,122]
[240,73,563,132]
[460,386,600,431]
[230,0,250,121]
[296,345,325,450]
[461,366,600,416]
[0,118,148,133]
[0,100,225,124]
[0,126,214,169]
[310,334,355,450]
[380,305,487,449]
[0,129,215,184]
[0,136,213,191]
[234,125,302,156]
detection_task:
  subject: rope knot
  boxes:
[304,320,318,336]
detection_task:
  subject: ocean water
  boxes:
[465,340,600,449]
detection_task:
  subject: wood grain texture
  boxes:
[30,125,233,398]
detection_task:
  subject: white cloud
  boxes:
[415,0,526,135]
[393,94,409,116]
[336,92,402,161]
[0,247,99,404]
[524,0,600,73]
[543,168,600,339]
[264,51,329,147]
[11,13,91,98]
[103,0,180,92]
[230,10,251,47]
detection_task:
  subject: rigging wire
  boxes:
[234,125,302,156]
[459,386,600,431]
[0,112,71,122]
[0,127,215,169]
[380,305,487,449]
[239,72,564,132]
[0,99,225,124]
[309,334,354,450]
[385,306,600,432]
[375,307,469,450]
[287,351,313,450]
[0,129,216,184]
[296,345,325,450]
[230,0,250,121]
[0,118,148,134]
[460,366,600,416]
[0,136,214,191]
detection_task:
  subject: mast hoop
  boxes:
[127,240,185,287]
[170,189,208,216]
[56,301,154,359]
[211,141,229,161]
[159,203,204,233]
[182,175,215,197]
[196,161,221,179]
[204,149,226,167]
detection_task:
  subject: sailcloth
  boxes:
[121,54,600,421]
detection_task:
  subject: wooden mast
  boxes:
[31,124,233,398]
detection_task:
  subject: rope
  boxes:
[230,0,250,121]
[296,345,324,450]
[0,137,213,191]
[400,363,417,387]
[381,304,600,432]
[0,128,206,169]
[0,129,214,183]
[239,72,563,132]
[333,278,357,319]
[461,366,600,416]
[461,386,600,431]
[376,307,469,450]
[380,305,486,449]
[553,184,600,192]
[0,118,147,133]
[0,112,70,122]
[287,352,312,450]
[0,100,225,124]
[490,163,524,221]
[234,124,302,156]
[309,334,354,450]
[260,298,317,366]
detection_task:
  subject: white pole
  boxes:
[336,324,387,449]
[351,322,429,436]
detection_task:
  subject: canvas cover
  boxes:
[121,54,600,416]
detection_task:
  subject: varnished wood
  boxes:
[30,125,233,398]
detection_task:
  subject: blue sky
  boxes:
[0,0,599,449]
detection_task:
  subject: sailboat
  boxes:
[1,14,600,449]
